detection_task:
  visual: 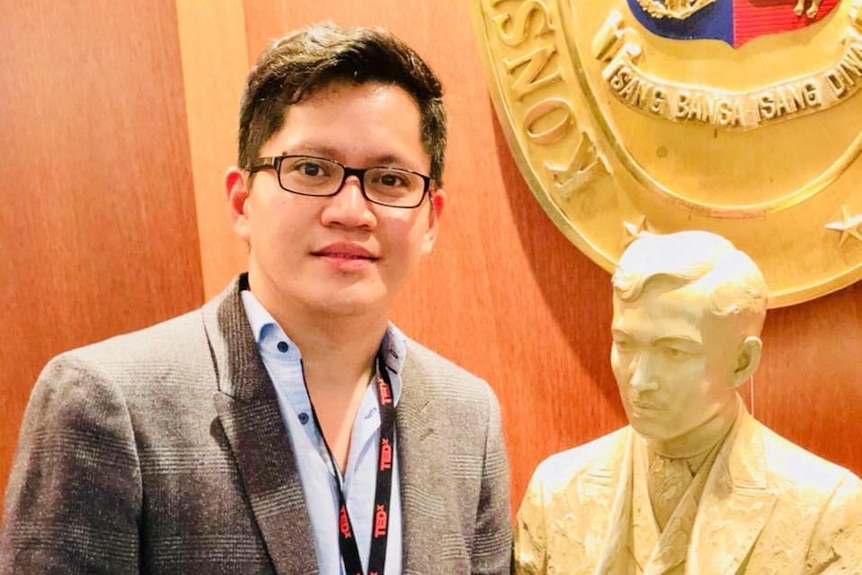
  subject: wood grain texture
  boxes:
[176,0,251,299]
[0,0,204,511]
[756,282,862,473]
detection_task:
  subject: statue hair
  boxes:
[612,231,768,331]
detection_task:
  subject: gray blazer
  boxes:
[0,277,512,575]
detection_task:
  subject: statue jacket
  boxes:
[514,408,861,575]
[0,276,512,575]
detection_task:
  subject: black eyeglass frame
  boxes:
[247,155,434,209]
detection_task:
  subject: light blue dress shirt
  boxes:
[241,291,403,575]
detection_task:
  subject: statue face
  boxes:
[610,279,742,447]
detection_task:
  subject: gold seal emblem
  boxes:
[472,0,862,306]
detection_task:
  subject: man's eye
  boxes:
[284,158,331,178]
[295,162,325,177]
[614,340,633,353]
[377,172,409,188]
[661,347,691,360]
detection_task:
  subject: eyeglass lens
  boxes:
[278,156,427,207]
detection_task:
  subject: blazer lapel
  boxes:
[689,410,777,575]
[396,350,446,575]
[205,279,318,575]
[630,438,660,571]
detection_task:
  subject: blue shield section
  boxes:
[627,0,735,45]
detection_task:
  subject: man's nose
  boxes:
[321,176,376,228]
[629,354,659,391]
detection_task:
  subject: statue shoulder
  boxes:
[527,427,631,496]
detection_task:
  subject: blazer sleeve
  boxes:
[0,354,142,574]
[471,387,512,575]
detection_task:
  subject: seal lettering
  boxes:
[490,0,554,47]
[503,44,562,100]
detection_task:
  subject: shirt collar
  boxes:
[240,289,406,385]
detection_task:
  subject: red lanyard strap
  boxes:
[301,354,396,575]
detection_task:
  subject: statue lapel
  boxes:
[689,413,778,575]
[641,487,698,575]
[592,430,636,575]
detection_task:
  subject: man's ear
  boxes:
[731,336,762,388]
[421,188,445,255]
[225,167,251,243]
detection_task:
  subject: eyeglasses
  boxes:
[247,155,433,209]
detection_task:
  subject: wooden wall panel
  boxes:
[758,284,862,472]
[0,0,204,511]
[175,0,250,299]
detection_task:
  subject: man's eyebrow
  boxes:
[652,335,702,347]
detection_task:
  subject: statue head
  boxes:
[610,231,768,456]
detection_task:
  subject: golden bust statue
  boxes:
[514,231,861,575]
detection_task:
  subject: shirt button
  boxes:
[277,341,289,353]
[298,412,309,424]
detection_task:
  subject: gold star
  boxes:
[825,206,862,247]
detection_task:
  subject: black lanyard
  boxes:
[300,353,396,575]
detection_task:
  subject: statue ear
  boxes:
[731,336,762,388]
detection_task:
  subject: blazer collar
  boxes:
[203,282,463,575]
[203,274,273,402]
[688,407,778,575]
[204,276,318,575]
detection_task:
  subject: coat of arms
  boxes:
[472,0,862,306]
[629,0,840,45]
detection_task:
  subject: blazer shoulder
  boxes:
[403,338,493,399]
[43,306,211,389]
[84,305,201,353]
[44,277,241,379]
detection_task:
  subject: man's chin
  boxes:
[628,417,678,442]
[308,288,389,317]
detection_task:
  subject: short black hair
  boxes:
[238,22,447,184]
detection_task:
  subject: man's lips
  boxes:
[631,401,663,410]
[311,243,378,260]
[629,394,665,410]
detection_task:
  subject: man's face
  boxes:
[610,280,743,445]
[228,80,444,320]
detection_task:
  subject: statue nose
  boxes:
[629,354,659,391]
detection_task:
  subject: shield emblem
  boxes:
[628,0,842,47]
[472,0,862,306]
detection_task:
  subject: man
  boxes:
[514,231,861,575]
[0,23,511,575]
